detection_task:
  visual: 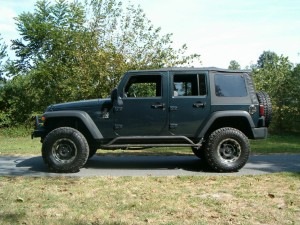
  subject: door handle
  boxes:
[193,102,205,108]
[151,103,165,109]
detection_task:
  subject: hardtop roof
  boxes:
[127,67,251,74]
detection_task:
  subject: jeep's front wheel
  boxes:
[205,127,250,172]
[42,127,89,173]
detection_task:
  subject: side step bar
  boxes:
[101,136,203,149]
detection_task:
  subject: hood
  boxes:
[46,98,111,111]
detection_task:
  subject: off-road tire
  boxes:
[205,127,250,172]
[256,91,272,127]
[42,127,89,173]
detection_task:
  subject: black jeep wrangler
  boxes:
[32,67,272,173]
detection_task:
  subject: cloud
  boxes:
[0,0,36,57]
[0,6,18,40]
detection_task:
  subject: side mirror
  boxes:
[110,88,123,106]
[111,88,118,102]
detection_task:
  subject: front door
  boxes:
[169,72,210,137]
[114,72,168,136]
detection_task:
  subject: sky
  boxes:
[1,0,300,68]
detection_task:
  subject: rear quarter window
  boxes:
[215,74,248,97]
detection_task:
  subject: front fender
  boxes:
[41,111,103,140]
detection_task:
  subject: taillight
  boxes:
[259,105,265,117]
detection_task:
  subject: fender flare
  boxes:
[43,111,103,140]
[199,111,255,138]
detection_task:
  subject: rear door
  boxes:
[169,71,210,137]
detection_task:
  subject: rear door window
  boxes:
[173,74,207,97]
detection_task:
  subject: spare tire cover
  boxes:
[256,91,272,127]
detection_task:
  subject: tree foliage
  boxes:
[256,50,278,69]
[0,34,7,80]
[228,60,241,70]
[0,0,200,127]
[253,53,300,131]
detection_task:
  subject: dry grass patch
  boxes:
[0,173,299,224]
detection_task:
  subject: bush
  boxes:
[0,125,32,137]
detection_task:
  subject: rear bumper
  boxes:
[252,127,268,139]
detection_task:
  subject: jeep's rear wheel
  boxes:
[205,127,250,172]
[256,91,272,127]
[42,127,89,173]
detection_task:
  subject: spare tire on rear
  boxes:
[256,91,272,127]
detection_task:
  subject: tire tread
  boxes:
[42,127,89,173]
[205,127,250,172]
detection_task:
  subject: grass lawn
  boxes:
[0,173,299,225]
[251,133,300,154]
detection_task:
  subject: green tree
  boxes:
[2,0,200,126]
[10,0,86,74]
[228,60,241,70]
[7,0,92,109]
[0,34,8,126]
[253,53,298,131]
[0,75,34,126]
[0,34,7,81]
[256,50,278,68]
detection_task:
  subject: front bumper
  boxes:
[31,115,46,139]
[31,129,46,139]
